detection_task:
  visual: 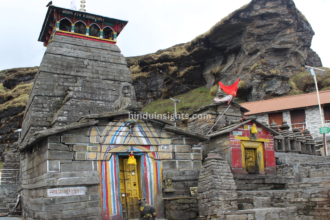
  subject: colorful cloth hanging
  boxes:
[218,78,240,97]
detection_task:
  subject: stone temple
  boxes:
[21,5,135,146]
[5,1,330,220]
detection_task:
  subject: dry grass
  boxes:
[238,80,247,89]
[132,72,150,80]
[212,65,226,75]
[178,66,198,77]
[0,82,33,112]
[0,83,8,96]
[129,65,142,74]
[0,67,38,81]
[209,84,219,96]
[270,69,281,75]
[169,66,178,75]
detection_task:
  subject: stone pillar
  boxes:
[113,31,117,41]
[280,121,291,152]
[293,128,304,153]
[198,152,237,219]
[303,129,311,154]
[270,122,285,152]
[303,130,316,155]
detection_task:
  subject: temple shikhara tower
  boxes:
[21,4,134,145]
[19,4,205,220]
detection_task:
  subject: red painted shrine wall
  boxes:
[229,121,276,175]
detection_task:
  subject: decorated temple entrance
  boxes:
[241,141,265,174]
[119,157,140,219]
[245,148,256,174]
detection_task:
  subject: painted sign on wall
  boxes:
[233,131,242,136]
[47,187,87,197]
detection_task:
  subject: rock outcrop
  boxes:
[0,67,36,162]
[127,0,322,104]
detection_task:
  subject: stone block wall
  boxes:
[282,110,291,128]
[21,34,135,144]
[164,198,198,220]
[188,103,243,135]
[20,135,101,219]
[160,137,202,219]
[305,106,324,137]
[255,113,269,125]
[237,187,330,219]
[0,185,19,212]
[20,116,206,219]
[207,133,232,165]
[254,107,328,139]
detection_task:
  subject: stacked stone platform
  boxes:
[198,153,238,219]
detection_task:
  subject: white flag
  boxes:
[70,0,77,10]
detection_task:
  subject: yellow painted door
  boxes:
[245,149,256,174]
[119,158,127,219]
[123,158,140,219]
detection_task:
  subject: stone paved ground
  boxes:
[0,217,22,220]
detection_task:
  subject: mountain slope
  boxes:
[127,0,322,105]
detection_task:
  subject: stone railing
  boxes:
[270,121,316,155]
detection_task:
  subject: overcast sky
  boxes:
[0,0,329,71]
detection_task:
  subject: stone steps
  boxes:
[0,207,9,215]
[286,181,330,189]
[7,203,17,209]
[301,177,330,183]
[309,167,330,178]
[237,187,330,219]
[245,207,298,220]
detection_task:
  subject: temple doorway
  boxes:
[119,157,140,219]
[241,141,265,174]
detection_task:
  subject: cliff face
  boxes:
[127,0,322,105]
[0,67,36,162]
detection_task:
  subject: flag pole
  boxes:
[307,66,327,156]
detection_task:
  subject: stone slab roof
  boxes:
[209,119,280,138]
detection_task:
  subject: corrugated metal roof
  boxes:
[241,90,330,115]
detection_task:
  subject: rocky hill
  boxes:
[127,0,323,105]
[0,67,36,161]
[0,0,329,160]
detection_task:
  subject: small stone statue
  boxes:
[165,177,173,189]
[114,83,132,111]
[138,198,156,220]
[164,173,175,192]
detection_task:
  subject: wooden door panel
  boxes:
[291,109,306,132]
[119,158,127,219]
[324,105,330,122]
[268,112,283,128]
[245,149,256,174]
[123,158,140,219]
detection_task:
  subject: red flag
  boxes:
[218,78,240,97]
